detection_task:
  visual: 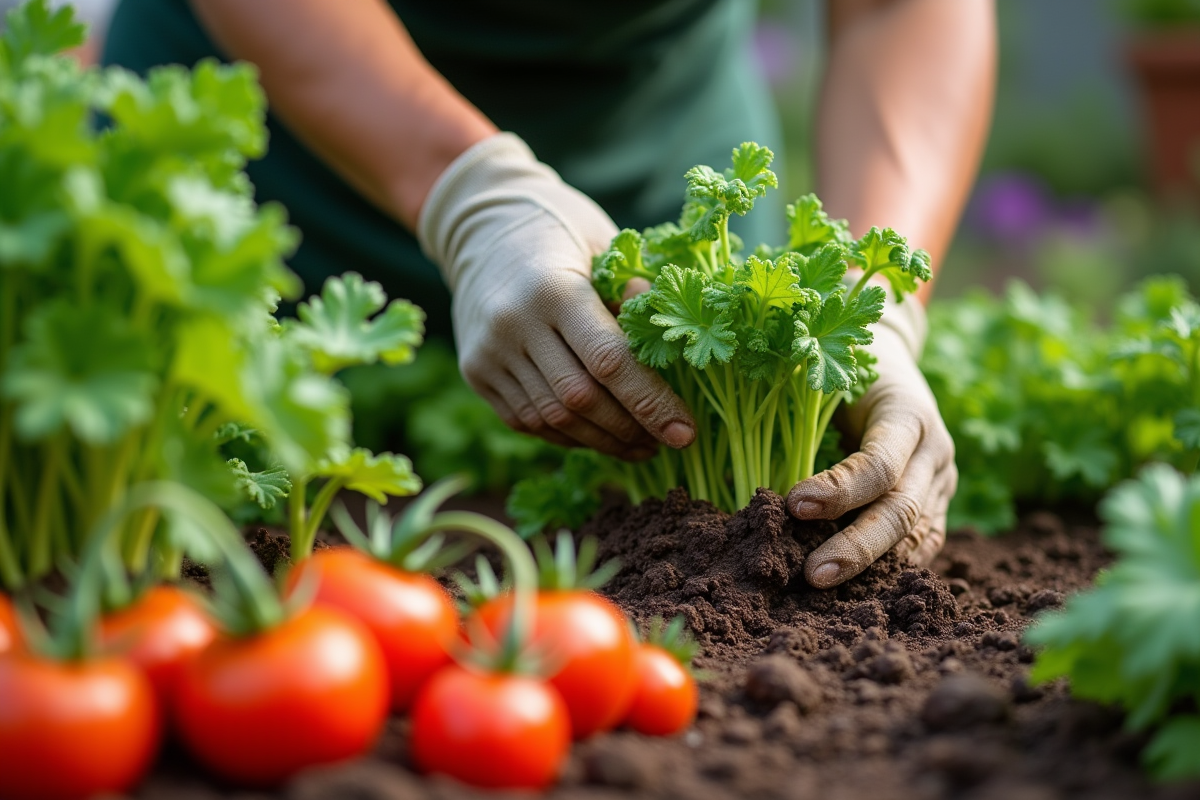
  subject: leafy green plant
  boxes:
[921,276,1200,533]
[342,340,564,495]
[0,1,424,586]
[511,143,927,528]
[1026,465,1200,782]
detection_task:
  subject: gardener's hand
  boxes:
[788,298,956,588]
[419,133,696,458]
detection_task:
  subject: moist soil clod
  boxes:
[138,490,1200,800]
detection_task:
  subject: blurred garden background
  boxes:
[11,0,1194,310]
[761,0,1200,311]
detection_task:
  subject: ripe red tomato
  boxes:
[0,594,19,653]
[473,591,636,738]
[173,606,388,787]
[624,644,698,736]
[411,664,570,789]
[0,651,159,800]
[99,585,216,705]
[288,547,457,710]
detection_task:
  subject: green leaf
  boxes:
[1174,408,1200,451]
[101,60,268,184]
[1042,432,1119,487]
[643,221,700,271]
[0,210,70,267]
[242,337,350,474]
[728,142,779,197]
[617,293,683,369]
[782,244,848,302]
[214,422,259,446]
[1,0,86,69]
[287,272,426,373]
[506,451,604,538]
[733,255,817,315]
[683,143,777,242]
[313,447,421,504]
[648,265,737,369]
[792,286,884,393]
[2,302,158,443]
[850,227,932,300]
[1144,716,1200,781]
[593,228,652,305]
[1026,466,1200,746]
[785,194,851,254]
[227,458,291,510]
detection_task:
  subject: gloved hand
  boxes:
[418,133,697,457]
[787,296,956,588]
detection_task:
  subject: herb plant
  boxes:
[512,143,929,526]
[1026,465,1200,782]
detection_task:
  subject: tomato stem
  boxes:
[420,511,538,671]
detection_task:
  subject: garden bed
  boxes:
[137,490,1199,800]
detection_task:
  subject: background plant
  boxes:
[921,275,1200,533]
[0,1,424,587]
[1026,464,1200,782]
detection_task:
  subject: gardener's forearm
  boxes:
[816,0,996,298]
[188,0,497,229]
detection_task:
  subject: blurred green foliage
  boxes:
[923,275,1200,534]
[341,341,565,496]
[1122,0,1200,27]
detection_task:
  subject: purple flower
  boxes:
[752,23,796,86]
[968,173,1053,242]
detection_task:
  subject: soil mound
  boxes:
[582,488,956,659]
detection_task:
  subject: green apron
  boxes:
[102,0,783,341]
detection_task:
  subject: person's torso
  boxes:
[102,0,783,336]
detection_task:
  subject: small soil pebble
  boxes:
[582,736,660,790]
[1025,588,1065,613]
[921,673,1011,731]
[285,762,423,800]
[743,654,822,712]
[980,630,1020,651]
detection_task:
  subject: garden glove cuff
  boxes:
[788,294,957,588]
[417,133,696,456]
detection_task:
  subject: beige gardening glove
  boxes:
[788,296,957,588]
[418,133,697,457]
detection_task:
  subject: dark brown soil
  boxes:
[134,490,1200,800]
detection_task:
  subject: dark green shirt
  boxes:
[102,0,782,340]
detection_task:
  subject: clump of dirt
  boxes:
[135,492,1200,800]
[582,488,952,659]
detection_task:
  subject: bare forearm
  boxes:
[816,0,996,297]
[189,0,496,229]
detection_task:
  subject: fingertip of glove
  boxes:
[662,421,695,449]
[807,561,842,589]
[791,499,824,518]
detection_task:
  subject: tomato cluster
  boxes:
[0,535,698,798]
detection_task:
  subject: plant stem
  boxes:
[718,222,732,269]
[288,475,308,558]
[797,382,825,482]
[30,437,65,579]
[299,477,346,559]
[126,507,162,575]
[0,271,20,587]
[847,268,877,303]
[421,510,538,671]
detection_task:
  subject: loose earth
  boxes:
[142,490,1200,800]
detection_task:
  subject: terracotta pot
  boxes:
[1126,29,1200,199]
